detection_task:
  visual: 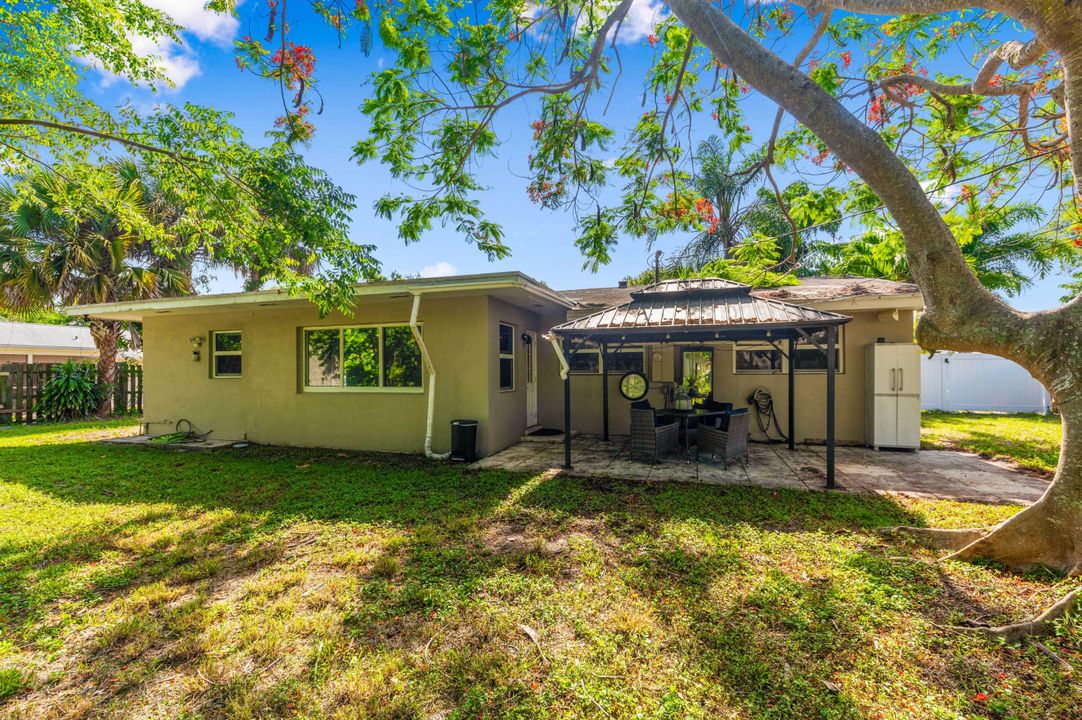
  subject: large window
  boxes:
[304,324,423,391]
[498,323,515,391]
[569,347,646,375]
[211,331,242,378]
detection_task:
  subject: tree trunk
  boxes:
[947,396,1082,575]
[664,0,1082,580]
[90,319,120,417]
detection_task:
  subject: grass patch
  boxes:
[922,410,1061,475]
[0,419,1078,718]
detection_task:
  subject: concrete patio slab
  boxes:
[103,434,240,451]
[472,437,1049,505]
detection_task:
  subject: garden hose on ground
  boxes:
[747,388,789,444]
[146,418,212,444]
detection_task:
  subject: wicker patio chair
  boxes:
[630,408,680,463]
[697,409,751,469]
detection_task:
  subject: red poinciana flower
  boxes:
[272,42,316,92]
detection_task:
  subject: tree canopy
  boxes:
[1,0,379,313]
[234,0,1079,292]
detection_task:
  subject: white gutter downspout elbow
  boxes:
[410,293,451,460]
[545,332,569,380]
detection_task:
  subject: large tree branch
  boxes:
[0,118,198,161]
[877,37,1063,155]
[1063,56,1082,202]
[664,0,1028,356]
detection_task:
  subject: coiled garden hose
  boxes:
[747,387,789,444]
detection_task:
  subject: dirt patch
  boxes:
[482,523,566,557]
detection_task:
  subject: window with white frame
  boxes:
[794,328,845,373]
[498,323,515,390]
[211,331,242,378]
[569,347,646,375]
[304,324,423,391]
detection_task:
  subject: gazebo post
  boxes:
[600,342,609,441]
[563,336,572,469]
[825,326,837,489]
[787,337,795,451]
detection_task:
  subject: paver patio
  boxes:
[473,436,1049,505]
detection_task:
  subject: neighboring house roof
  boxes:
[559,276,921,312]
[66,271,573,321]
[552,277,850,339]
[0,321,96,353]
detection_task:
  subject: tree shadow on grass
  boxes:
[6,435,1067,718]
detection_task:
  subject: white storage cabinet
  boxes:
[865,343,921,450]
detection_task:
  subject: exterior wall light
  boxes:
[190,335,204,362]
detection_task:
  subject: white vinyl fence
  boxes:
[921,351,1052,414]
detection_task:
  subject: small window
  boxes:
[795,328,844,373]
[304,325,422,391]
[211,331,242,378]
[734,347,783,374]
[607,350,645,374]
[569,351,600,374]
[569,347,646,375]
[498,323,515,391]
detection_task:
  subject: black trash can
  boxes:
[450,419,479,462]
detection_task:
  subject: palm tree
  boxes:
[803,201,1062,297]
[672,136,767,268]
[0,164,193,414]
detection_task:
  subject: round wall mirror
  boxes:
[619,372,649,401]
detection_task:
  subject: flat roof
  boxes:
[66,271,573,321]
[1,321,96,351]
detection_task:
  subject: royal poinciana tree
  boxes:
[239,0,1082,631]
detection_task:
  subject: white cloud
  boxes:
[95,0,240,91]
[613,0,666,43]
[133,35,202,89]
[525,0,665,45]
[419,261,459,278]
[921,179,961,208]
[144,0,240,47]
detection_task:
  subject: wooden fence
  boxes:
[0,362,142,423]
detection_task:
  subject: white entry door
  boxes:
[525,331,538,427]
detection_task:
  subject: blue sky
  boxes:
[90,0,1075,309]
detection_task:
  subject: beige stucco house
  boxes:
[67,272,922,462]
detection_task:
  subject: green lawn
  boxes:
[1,421,1079,719]
[922,411,1062,475]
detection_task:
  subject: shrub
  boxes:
[35,361,102,421]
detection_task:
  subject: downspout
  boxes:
[410,293,451,460]
[544,332,569,380]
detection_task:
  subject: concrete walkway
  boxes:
[473,436,1049,505]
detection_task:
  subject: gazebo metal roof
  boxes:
[548,277,846,489]
[551,277,850,341]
